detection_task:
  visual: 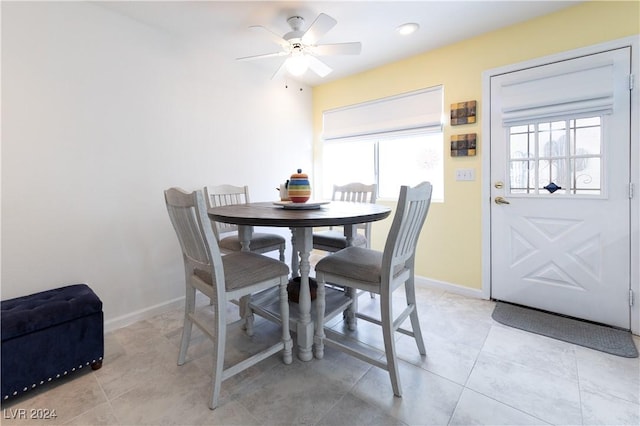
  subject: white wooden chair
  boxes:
[313,182,432,397]
[204,184,286,262]
[313,182,377,301]
[164,187,292,410]
[312,182,377,252]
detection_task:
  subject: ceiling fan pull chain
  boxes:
[283,78,304,92]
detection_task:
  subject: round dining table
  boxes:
[208,200,391,361]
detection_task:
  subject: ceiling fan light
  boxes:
[396,22,419,36]
[286,54,309,76]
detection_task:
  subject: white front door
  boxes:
[490,48,631,329]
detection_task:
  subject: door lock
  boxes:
[494,181,504,189]
[494,196,510,205]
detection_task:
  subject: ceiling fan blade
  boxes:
[271,59,288,80]
[301,13,337,45]
[236,51,287,61]
[249,25,289,48]
[308,56,333,78]
[310,42,362,56]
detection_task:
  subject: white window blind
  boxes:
[499,52,622,126]
[322,86,443,141]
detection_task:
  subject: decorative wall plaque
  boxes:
[451,133,477,157]
[450,100,476,125]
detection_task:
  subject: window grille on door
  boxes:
[508,116,603,196]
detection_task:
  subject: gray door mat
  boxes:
[492,302,638,358]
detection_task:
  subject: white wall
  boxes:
[1,2,312,329]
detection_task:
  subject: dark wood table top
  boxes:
[207,201,391,228]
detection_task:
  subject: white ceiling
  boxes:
[98,1,582,86]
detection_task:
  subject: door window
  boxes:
[508,116,603,197]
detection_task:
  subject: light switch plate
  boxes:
[455,168,475,181]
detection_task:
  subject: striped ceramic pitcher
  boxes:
[287,169,311,203]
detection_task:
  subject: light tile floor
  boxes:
[2,286,639,425]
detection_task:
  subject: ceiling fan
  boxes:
[237,13,362,79]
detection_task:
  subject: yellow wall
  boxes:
[312,1,640,289]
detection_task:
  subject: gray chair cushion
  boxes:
[315,246,382,284]
[195,252,289,291]
[312,230,367,250]
[219,233,285,252]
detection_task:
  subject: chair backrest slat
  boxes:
[333,183,377,204]
[204,185,250,239]
[165,188,225,292]
[332,183,377,236]
[382,182,432,281]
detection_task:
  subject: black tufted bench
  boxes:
[1,284,104,401]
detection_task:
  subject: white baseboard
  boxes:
[104,296,185,333]
[415,275,485,300]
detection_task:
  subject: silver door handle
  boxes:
[494,196,510,205]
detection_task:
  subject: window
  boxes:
[496,52,618,198]
[508,116,603,196]
[323,132,443,200]
[322,86,444,200]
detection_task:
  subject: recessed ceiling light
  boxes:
[396,23,420,36]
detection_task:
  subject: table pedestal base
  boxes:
[248,285,352,360]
